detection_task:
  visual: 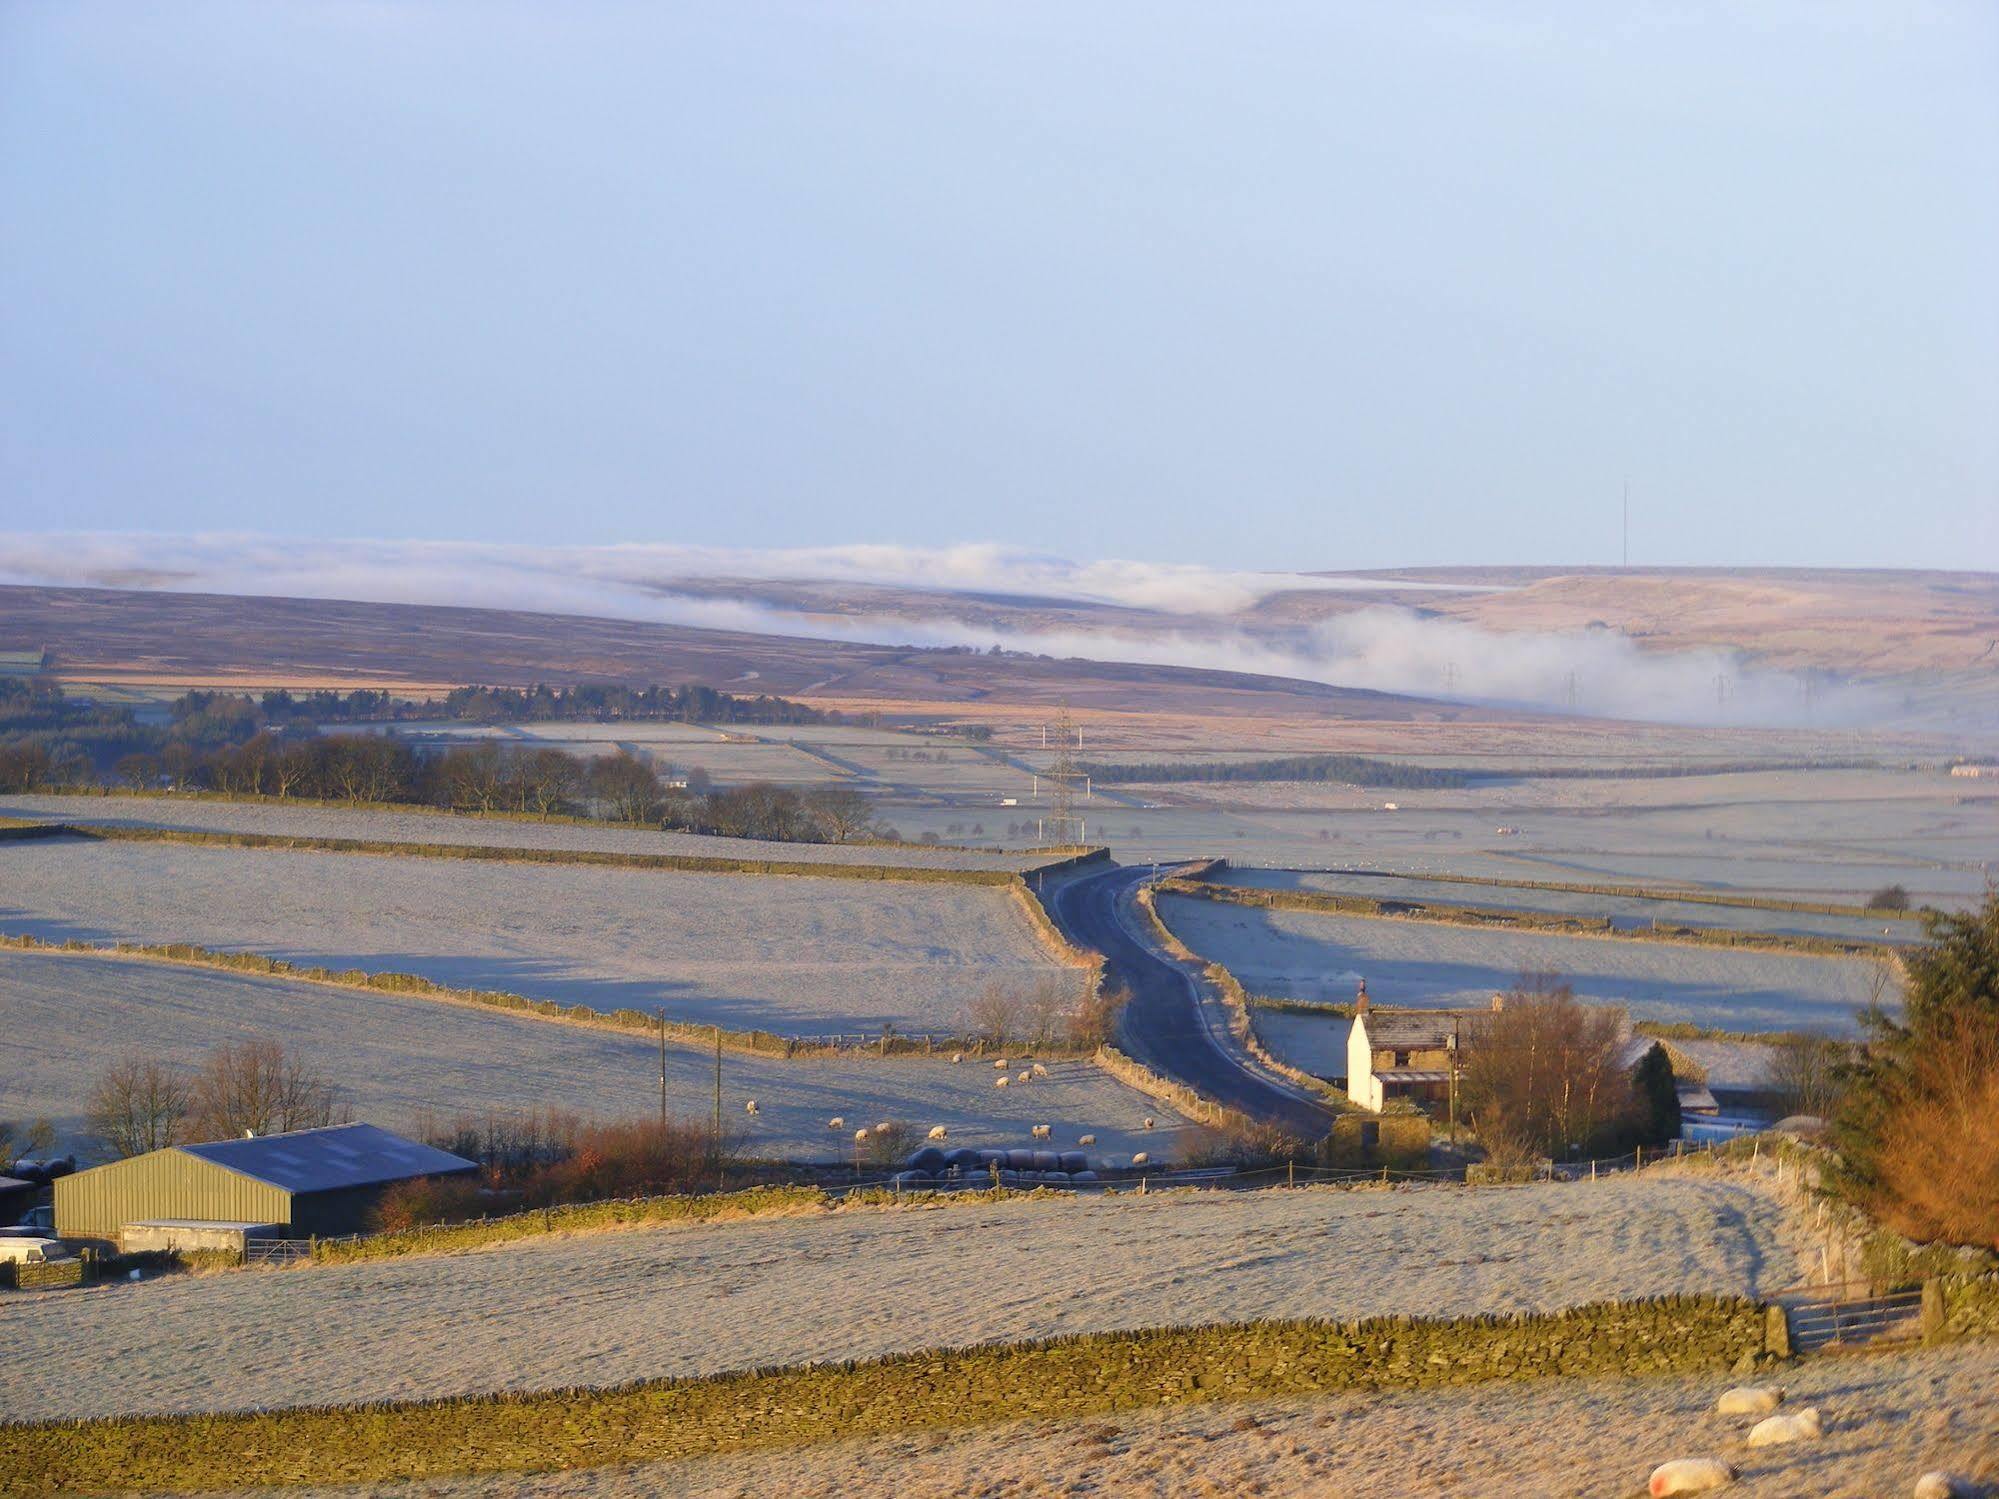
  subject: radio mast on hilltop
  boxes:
[1037,707,1089,846]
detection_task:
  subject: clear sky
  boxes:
[3,2,1994,572]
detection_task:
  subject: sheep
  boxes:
[994,1076,1010,1089]
[1745,1409,1821,1448]
[1914,1474,1973,1499]
[926,1125,949,1141]
[1143,1116,1156,1130]
[1078,1134,1097,1146]
[1031,1062,1049,1077]
[1017,1070,1033,1083]
[875,1121,894,1134]
[994,1058,1010,1069]
[853,1128,870,1142]
[828,1116,846,1130]
[1131,1151,1150,1166]
[1715,1386,1783,1417]
[1031,1124,1052,1140]
[743,1099,759,1116]
[1648,1458,1736,1496]
[950,1052,963,1064]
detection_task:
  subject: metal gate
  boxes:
[1782,1283,1926,1354]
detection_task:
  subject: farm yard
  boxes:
[0,838,1080,1036]
[0,949,1181,1162]
[299,1339,1999,1498]
[0,793,1050,872]
[1157,893,1892,1035]
[0,1174,1797,1423]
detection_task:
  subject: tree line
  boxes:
[1081,753,1467,789]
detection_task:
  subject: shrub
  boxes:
[1867,884,1912,912]
[372,1174,491,1232]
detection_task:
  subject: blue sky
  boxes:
[2,2,1993,571]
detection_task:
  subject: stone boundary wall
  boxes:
[0,1296,1776,1495]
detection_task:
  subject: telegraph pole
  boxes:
[657,1006,668,1135]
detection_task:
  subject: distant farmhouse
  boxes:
[1949,763,1996,778]
[1345,995,1500,1112]
[55,1122,476,1252]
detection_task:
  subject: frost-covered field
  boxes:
[0,839,1074,1035]
[1220,868,1922,946]
[1160,895,1892,1035]
[0,793,1048,871]
[0,950,1180,1162]
[290,1340,1999,1499]
[0,1176,1794,1421]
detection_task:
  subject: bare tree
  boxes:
[1024,975,1074,1047]
[0,1113,56,1164]
[87,1055,191,1157]
[187,1040,344,1141]
[588,752,664,824]
[1460,974,1636,1161]
[1067,982,1131,1050]
[964,980,1023,1046]
[1765,1033,1850,1119]
[805,786,879,843]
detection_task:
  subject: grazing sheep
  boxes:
[951,1052,963,1064]
[1017,1070,1033,1083]
[1915,1474,1972,1499]
[853,1128,870,1142]
[1648,1458,1736,1496]
[1078,1134,1097,1146]
[1031,1062,1049,1077]
[875,1121,893,1134]
[744,1100,759,1116]
[994,1058,1010,1069]
[1143,1117,1156,1130]
[926,1125,949,1141]
[828,1117,845,1130]
[1131,1151,1150,1166]
[1745,1409,1821,1447]
[1715,1386,1783,1417]
[994,1076,1010,1089]
[1031,1124,1052,1140]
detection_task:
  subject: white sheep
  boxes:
[1131,1151,1150,1166]
[1915,1473,1973,1499]
[951,1052,963,1064]
[994,1076,1010,1089]
[1031,1124,1052,1140]
[1078,1133,1097,1146]
[875,1121,893,1134]
[853,1128,870,1142]
[1143,1116,1156,1130]
[1648,1458,1736,1496]
[1031,1062,1049,1077]
[1715,1386,1783,1416]
[744,1099,759,1116]
[1017,1070,1033,1083]
[828,1116,846,1130]
[993,1058,1010,1069]
[927,1125,949,1141]
[1745,1408,1821,1448]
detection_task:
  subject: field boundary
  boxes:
[0,932,1100,1061]
[1210,864,1927,923]
[0,1295,1777,1495]
[1159,877,1900,963]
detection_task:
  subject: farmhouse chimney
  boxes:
[1354,977,1369,1016]
[1490,992,1505,1013]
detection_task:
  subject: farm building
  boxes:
[1345,995,1500,1112]
[54,1123,476,1250]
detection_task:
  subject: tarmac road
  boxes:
[1043,862,1335,1140]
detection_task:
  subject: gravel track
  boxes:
[0,1175,1795,1422]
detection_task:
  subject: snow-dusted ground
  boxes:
[295,1340,1999,1499]
[1160,894,1893,1036]
[0,793,1048,871]
[1220,867,1923,946]
[0,838,1075,1035]
[0,949,1184,1162]
[0,1176,1794,1422]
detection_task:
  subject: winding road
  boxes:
[1042,862,1336,1139]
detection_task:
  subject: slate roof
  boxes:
[178,1123,476,1194]
[1355,1009,1481,1051]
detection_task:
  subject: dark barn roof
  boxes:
[179,1123,475,1194]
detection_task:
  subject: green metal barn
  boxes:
[55,1123,477,1249]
